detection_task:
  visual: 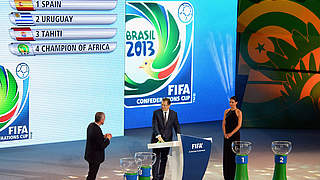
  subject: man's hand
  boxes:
[104,133,112,140]
[157,136,165,143]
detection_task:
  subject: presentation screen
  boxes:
[0,0,125,148]
[0,0,238,147]
[124,0,238,128]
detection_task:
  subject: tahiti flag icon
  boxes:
[10,28,34,41]
[10,12,34,26]
[11,0,35,11]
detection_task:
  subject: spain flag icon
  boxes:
[11,0,35,11]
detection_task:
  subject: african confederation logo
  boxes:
[125,1,194,107]
[0,64,30,142]
[17,43,30,54]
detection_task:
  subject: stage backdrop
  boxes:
[236,0,320,128]
[124,0,238,129]
[0,0,125,148]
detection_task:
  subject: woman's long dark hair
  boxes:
[230,96,238,102]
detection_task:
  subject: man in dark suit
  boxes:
[151,98,181,180]
[85,112,112,180]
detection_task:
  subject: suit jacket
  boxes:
[84,122,110,164]
[151,109,181,143]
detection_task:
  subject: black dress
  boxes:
[223,109,240,180]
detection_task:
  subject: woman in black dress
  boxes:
[222,96,242,180]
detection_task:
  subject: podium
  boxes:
[148,134,212,180]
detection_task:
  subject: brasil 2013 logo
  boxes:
[0,64,30,142]
[125,1,194,107]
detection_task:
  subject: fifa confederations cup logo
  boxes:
[125,2,194,100]
[0,63,29,134]
[0,65,20,131]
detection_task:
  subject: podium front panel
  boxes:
[180,135,212,180]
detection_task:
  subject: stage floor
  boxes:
[0,121,319,180]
